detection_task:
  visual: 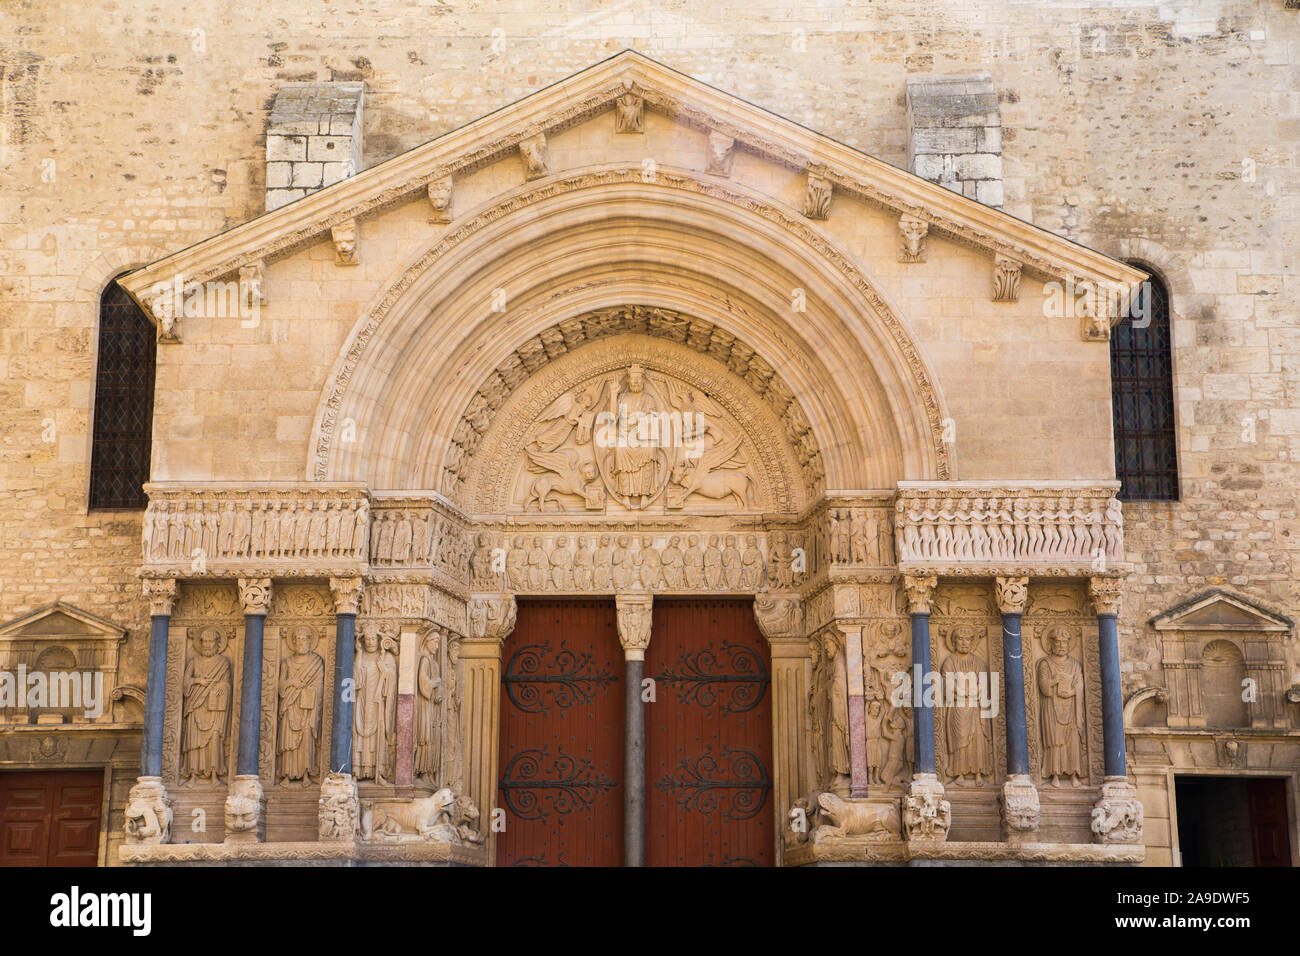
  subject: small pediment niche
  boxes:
[1149,590,1294,731]
[0,603,132,726]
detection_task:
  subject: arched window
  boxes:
[1110,266,1177,501]
[89,276,156,510]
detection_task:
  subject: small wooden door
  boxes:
[1248,778,1292,867]
[0,770,104,867]
[645,599,774,866]
[496,600,623,866]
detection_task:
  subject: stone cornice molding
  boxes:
[117,52,1144,330]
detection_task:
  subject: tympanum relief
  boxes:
[516,363,757,514]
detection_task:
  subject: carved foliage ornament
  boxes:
[898,215,929,263]
[995,576,1029,615]
[804,170,833,220]
[143,577,178,616]
[993,255,1021,302]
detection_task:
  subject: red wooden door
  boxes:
[496,600,623,866]
[0,770,103,866]
[646,599,774,866]
[1248,778,1292,867]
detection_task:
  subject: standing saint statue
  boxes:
[414,629,443,781]
[353,624,397,784]
[181,627,232,784]
[1037,625,1086,785]
[276,625,325,785]
[441,636,463,792]
[939,624,993,784]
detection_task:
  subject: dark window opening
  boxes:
[1110,268,1177,501]
[89,276,155,510]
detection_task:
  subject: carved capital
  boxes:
[902,574,938,614]
[142,577,178,617]
[753,593,804,642]
[237,577,273,616]
[331,219,359,266]
[803,170,833,220]
[992,255,1021,302]
[616,594,653,661]
[329,576,366,616]
[520,133,550,180]
[427,176,453,223]
[1089,576,1123,616]
[467,594,517,643]
[706,131,735,176]
[123,776,173,846]
[994,576,1029,615]
[898,214,929,263]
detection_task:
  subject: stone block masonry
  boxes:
[266,82,365,212]
[906,74,1003,209]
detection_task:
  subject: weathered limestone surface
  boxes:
[0,1,1297,867]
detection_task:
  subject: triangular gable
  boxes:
[1149,589,1292,633]
[0,602,127,641]
[118,50,1145,318]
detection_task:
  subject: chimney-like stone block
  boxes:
[906,74,1003,209]
[266,82,365,212]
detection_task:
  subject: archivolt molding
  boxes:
[309,166,952,489]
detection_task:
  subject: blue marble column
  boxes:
[328,577,364,774]
[903,575,938,776]
[140,578,177,778]
[995,577,1030,777]
[1091,578,1126,778]
[235,578,272,777]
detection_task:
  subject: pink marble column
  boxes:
[842,623,870,797]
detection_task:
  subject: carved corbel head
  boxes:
[707,131,736,177]
[520,133,550,180]
[427,176,453,223]
[331,219,359,266]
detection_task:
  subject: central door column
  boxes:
[615,594,653,868]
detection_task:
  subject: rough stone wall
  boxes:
[0,0,1297,848]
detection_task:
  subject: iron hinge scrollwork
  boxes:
[653,745,773,821]
[501,640,618,713]
[499,747,616,821]
[652,640,770,714]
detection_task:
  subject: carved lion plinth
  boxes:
[124,777,174,846]
[360,788,482,845]
[1091,779,1143,844]
[811,793,900,843]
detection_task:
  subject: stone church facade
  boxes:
[0,3,1296,867]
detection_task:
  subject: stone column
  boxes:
[125,577,178,847]
[754,594,808,864]
[840,622,870,798]
[395,625,418,795]
[463,594,517,857]
[616,594,652,868]
[226,577,271,844]
[995,576,1038,839]
[901,574,949,842]
[320,576,363,841]
[1088,577,1143,843]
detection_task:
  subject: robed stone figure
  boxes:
[1037,625,1085,785]
[939,625,992,784]
[181,627,232,783]
[277,625,325,784]
[415,630,443,781]
[354,626,397,784]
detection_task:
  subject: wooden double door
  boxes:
[496,599,774,866]
[0,770,104,866]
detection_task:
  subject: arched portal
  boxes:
[309,166,952,499]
